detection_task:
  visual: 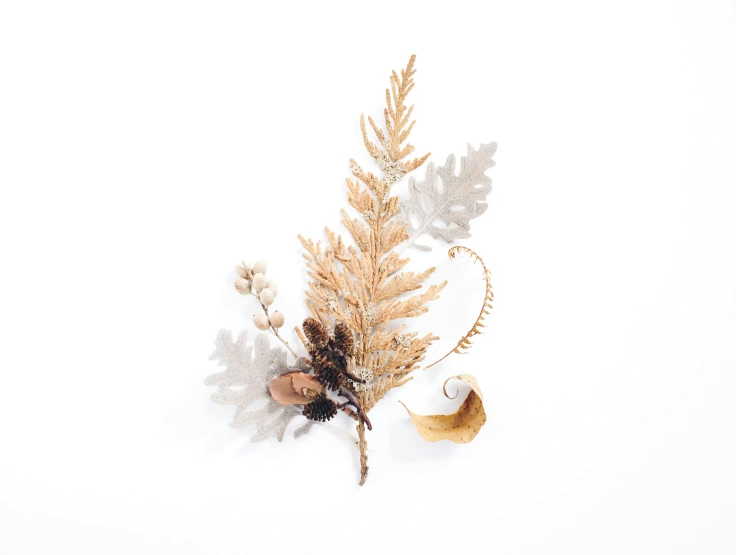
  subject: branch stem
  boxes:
[357,421,369,486]
[251,292,300,360]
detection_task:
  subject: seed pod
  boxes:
[266,280,278,297]
[269,371,324,405]
[333,322,354,353]
[234,277,251,295]
[315,364,343,391]
[269,311,285,328]
[252,272,267,293]
[251,260,267,275]
[303,318,328,349]
[259,288,275,306]
[309,351,331,372]
[302,393,338,422]
[253,313,270,330]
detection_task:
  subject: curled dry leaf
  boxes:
[399,374,486,443]
[270,371,324,405]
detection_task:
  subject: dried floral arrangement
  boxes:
[206,56,497,485]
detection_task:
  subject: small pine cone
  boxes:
[303,318,328,349]
[309,351,331,372]
[302,393,338,422]
[315,364,343,391]
[332,322,354,354]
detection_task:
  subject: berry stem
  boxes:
[251,292,300,360]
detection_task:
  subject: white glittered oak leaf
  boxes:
[400,142,497,251]
[205,330,315,442]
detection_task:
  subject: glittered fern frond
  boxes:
[359,54,430,173]
[298,55,445,380]
[298,55,447,484]
[425,246,493,370]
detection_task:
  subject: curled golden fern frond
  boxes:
[425,246,493,370]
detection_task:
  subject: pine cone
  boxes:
[315,364,343,391]
[309,351,331,372]
[303,393,338,422]
[303,318,328,349]
[332,322,354,354]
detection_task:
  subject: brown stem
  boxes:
[357,421,368,486]
[339,404,361,423]
[338,387,372,431]
[252,293,300,360]
[272,326,299,360]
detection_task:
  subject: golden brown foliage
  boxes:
[297,55,446,483]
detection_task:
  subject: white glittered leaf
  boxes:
[399,142,497,250]
[205,330,312,442]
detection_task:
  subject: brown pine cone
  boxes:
[302,318,328,349]
[302,393,338,422]
[314,364,344,391]
[332,322,354,354]
[309,351,331,372]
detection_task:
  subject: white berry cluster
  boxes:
[234,259,284,330]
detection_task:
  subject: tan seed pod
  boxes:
[266,279,278,297]
[253,313,270,330]
[302,318,328,349]
[302,393,338,422]
[251,260,267,275]
[234,277,251,295]
[333,322,354,353]
[259,288,275,306]
[252,272,267,293]
[269,311,285,328]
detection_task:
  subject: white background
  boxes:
[1,1,735,553]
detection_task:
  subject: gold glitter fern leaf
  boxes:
[297,55,446,485]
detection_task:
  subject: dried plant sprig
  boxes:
[360,54,430,174]
[425,246,493,370]
[208,56,498,483]
[235,259,299,360]
[299,55,446,484]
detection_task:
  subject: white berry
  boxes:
[253,313,270,330]
[259,288,275,306]
[269,311,285,328]
[234,277,251,295]
[251,260,267,275]
[235,263,251,279]
[252,272,267,293]
[266,280,279,297]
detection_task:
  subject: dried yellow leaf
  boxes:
[399,374,486,443]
